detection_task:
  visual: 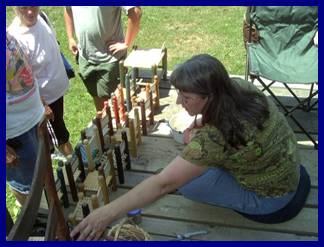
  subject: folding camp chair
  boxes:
[244,6,318,149]
[6,119,70,240]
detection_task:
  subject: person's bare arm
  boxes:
[109,7,142,54]
[71,155,207,240]
[64,7,78,55]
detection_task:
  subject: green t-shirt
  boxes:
[181,78,300,197]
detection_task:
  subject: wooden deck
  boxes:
[103,77,318,241]
[54,75,317,241]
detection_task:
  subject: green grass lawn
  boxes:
[6,6,246,220]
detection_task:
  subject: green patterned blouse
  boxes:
[181,78,300,197]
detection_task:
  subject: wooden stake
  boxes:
[134,107,142,144]
[77,192,84,200]
[57,167,69,208]
[91,194,99,210]
[114,145,125,184]
[92,125,102,157]
[98,175,109,204]
[154,75,160,109]
[162,47,168,80]
[107,150,117,191]
[121,131,131,170]
[131,95,137,108]
[139,100,147,136]
[93,115,105,153]
[75,143,86,182]
[149,90,154,125]
[118,85,126,122]
[112,94,120,125]
[124,112,129,128]
[98,164,106,181]
[128,119,137,158]
[104,101,114,137]
[145,83,150,100]
[81,203,90,218]
[151,64,157,78]
[77,183,85,194]
[125,74,132,112]
[68,213,78,239]
[83,139,94,172]
[65,160,78,202]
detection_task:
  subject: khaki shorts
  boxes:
[78,55,119,98]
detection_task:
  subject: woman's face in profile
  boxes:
[176,90,208,116]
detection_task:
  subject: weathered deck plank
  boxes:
[139,216,317,241]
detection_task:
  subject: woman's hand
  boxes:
[183,116,203,144]
[44,105,54,121]
[6,145,19,167]
[71,206,112,241]
[183,127,193,144]
[183,128,201,144]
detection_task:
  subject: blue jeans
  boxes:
[6,124,39,194]
[178,167,296,215]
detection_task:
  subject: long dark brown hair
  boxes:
[170,54,269,148]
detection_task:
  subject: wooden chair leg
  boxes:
[6,207,14,236]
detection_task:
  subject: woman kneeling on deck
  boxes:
[71,54,310,240]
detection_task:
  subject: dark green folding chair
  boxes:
[244,6,318,149]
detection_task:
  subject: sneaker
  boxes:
[51,149,67,163]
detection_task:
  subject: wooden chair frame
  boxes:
[6,120,70,240]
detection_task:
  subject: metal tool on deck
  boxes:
[176,230,209,240]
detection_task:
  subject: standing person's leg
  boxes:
[96,61,120,107]
[78,56,105,111]
[178,167,296,215]
[92,96,108,112]
[6,124,39,206]
[48,97,73,156]
[78,56,119,112]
